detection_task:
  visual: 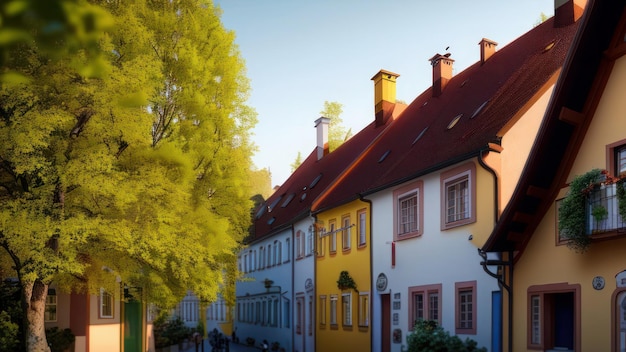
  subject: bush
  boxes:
[0,310,19,351]
[406,320,486,352]
[45,327,75,352]
[153,314,192,348]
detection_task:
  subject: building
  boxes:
[483,1,626,351]
[311,1,582,350]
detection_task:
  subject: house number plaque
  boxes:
[592,276,605,290]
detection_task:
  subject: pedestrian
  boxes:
[261,339,269,352]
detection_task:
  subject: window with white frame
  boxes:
[319,295,327,326]
[329,220,337,253]
[358,209,367,247]
[393,180,423,240]
[285,238,290,263]
[100,288,114,318]
[441,163,476,230]
[307,227,314,255]
[530,295,541,345]
[330,295,338,325]
[267,244,272,267]
[45,288,57,322]
[317,224,325,257]
[342,215,351,250]
[358,293,369,327]
[342,292,352,326]
[296,231,304,259]
[259,247,265,270]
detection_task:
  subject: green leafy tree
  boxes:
[0,0,256,350]
[291,151,303,173]
[320,101,352,152]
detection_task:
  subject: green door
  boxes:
[124,300,142,352]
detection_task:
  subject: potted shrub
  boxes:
[337,271,358,292]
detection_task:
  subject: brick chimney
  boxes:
[479,38,498,64]
[371,70,400,127]
[554,0,587,27]
[429,54,454,97]
[315,117,330,160]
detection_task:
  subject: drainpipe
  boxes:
[290,224,295,352]
[477,146,514,352]
[311,213,318,352]
[359,195,374,352]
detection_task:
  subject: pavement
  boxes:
[182,339,261,352]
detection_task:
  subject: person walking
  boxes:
[260,340,268,352]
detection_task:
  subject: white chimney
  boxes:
[315,117,330,160]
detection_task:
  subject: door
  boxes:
[124,300,142,352]
[381,294,390,352]
[553,292,574,350]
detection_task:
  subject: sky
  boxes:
[213,0,555,187]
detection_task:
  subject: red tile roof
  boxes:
[312,16,581,213]
[251,113,394,241]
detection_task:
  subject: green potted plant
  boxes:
[337,271,358,292]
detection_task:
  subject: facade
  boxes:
[311,2,583,351]
[483,1,626,351]
[45,285,152,352]
[235,227,293,351]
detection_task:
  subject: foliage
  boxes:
[617,179,626,222]
[291,151,303,173]
[320,101,352,152]
[245,337,255,346]
[336,271,358,292]
[0,310,20,351]
[0,0,256,349]
[45,327,75,352]
[153,314,191,348]
[0,279,22,351]
[406,320,486,352]
[558,169,603,252]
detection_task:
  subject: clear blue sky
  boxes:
[214,0,555,187]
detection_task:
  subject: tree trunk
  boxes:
[22,279,51,352]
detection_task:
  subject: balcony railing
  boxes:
[587,183,626,234]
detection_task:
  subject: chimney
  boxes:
[479,38,498,64]
[315,117,330,160]
[371,70,400,127]
[429,54,454,97]
[554,0,587,27]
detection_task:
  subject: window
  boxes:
[408,284,441,329]
[608,140,626,178]
[393,181,423,240]
[319,295,327,326]
[283,298,290,328]
[441,163,476,230]
[527,283,580,350]
[100,288,114,318]
[267,244,272,267]
[296,296,304,334]
[330,295,338,325]
[329,220,337,253]
[45,289,57,322]
[342,215,351,251]
[259,247,265,269]
[455,281,476,334]
[307,227,314,256]
[358,293,370,327]
[285,238,290,263]
[308,296,313,335]
[296,231,304,259]
[317,224,325,257]
[613,288,626,351]
[342,293,352,326]
[358,209,367,247]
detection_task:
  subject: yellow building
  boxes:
[483,2,626,351]
[314,200,372,351]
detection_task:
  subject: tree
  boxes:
[0,0,256,350]
[291,151,303,173]
[320,101,352,152]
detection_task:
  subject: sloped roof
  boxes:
[483,0,626,252]
[251,113,395,241]
[312,15,581,213]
